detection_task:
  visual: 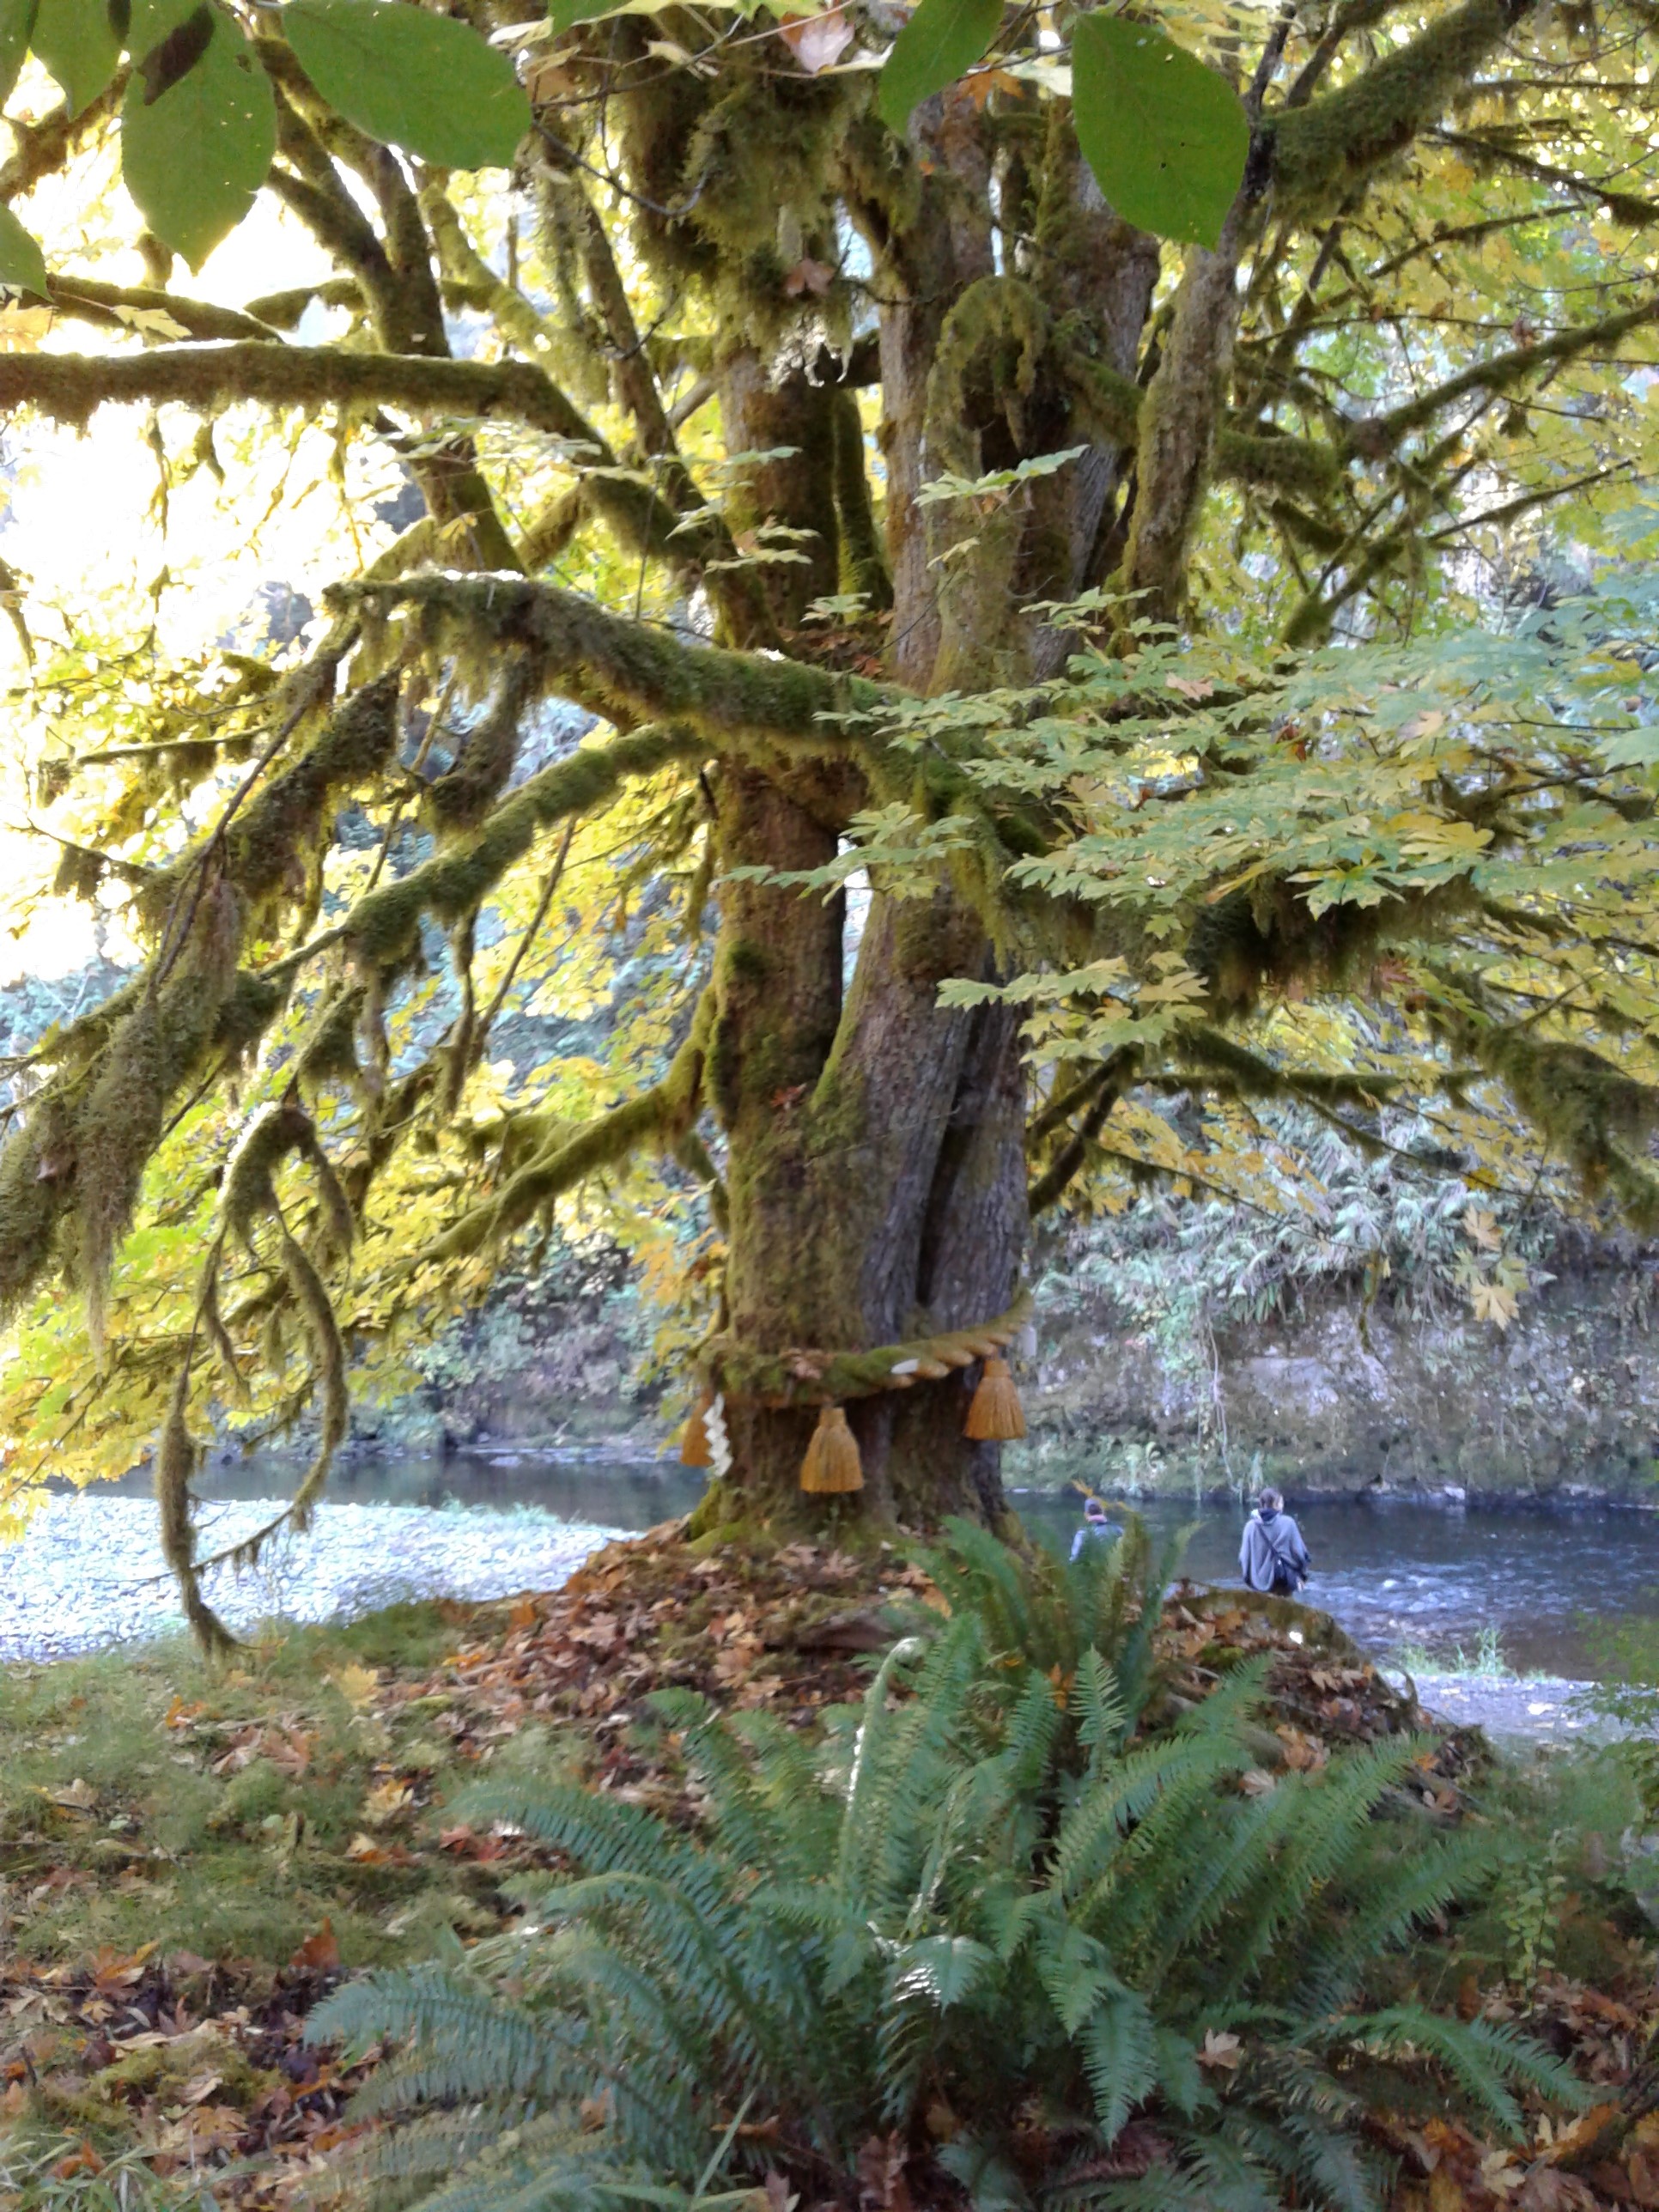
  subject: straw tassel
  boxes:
[799,1404,863,1494]
[964,1355,1025,1441]
[679,1388,714,1467]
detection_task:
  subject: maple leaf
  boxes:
[1198,2029,1243,2070]
[363,1777,415,1824]
[0,306,52,353]
[331,1662,380,1710]
[1463,1206,1502,1251]
[1470,1279,1519,1329]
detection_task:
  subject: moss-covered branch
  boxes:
[46,281,286,344]
[1272,0,1528,215]
[1367,297,1659,447]
[1060,346,1342,510]
[0,74,127,205]
[1028,1057,1133,1216]
[0,339,603,443]
[341,720,713,969]
[329,573,892,744]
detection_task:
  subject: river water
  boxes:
[165,1449,1659,1682]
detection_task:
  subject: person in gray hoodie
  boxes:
[1239,1489,1312,1597]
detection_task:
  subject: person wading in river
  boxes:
[1239,1489,1312,1597]
[1071,1495,1121,1563]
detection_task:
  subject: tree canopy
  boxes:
[0,0,1656,1619]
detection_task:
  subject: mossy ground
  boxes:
[0,1601,489,1977]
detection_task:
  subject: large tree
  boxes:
[0,0,1657,1622]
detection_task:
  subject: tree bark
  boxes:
[709,785,1027,1527]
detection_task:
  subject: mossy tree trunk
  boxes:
[696,95,1175,1530]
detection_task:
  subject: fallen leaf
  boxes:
[362,1777,414,1824]
[290,1921,341,1975]
[1198,2029,1242,2070]
[41,1778,97,1812]
[331,1663,380,1710]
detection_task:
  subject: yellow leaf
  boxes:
[1462,1207,1501,1251]
[363,1777,414,1824]
[331,1662,380,1710]
[1470,1279,1519,1329]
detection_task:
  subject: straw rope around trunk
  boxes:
[698,1289,1033,1410]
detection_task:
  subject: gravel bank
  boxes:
[1395,1670,1607,1742]
[0,1495,623,1662]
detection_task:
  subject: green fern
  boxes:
[313,1522,1591,2212]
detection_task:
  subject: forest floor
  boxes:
[0,1525,1656,2209]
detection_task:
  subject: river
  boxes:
[161,1449,1659,1684]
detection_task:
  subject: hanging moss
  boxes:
[276,1223,349,1535]
[0,1092,78,1318]
[295,988,365,1097]
[75,878,243,1357]
[155,1361,238,1657]
[213,969,290,1061]
[425,662,538,836]
[1468,1027,1658,1201]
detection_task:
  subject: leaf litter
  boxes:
[0,1523,1656,2208]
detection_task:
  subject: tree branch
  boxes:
[46,280,286,344]
[1368,295,1659,446]
[330,572,890,744]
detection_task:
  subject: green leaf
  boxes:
[122,0,276,269]
[1071,13,1249,252]
[0,204,47,295]
[30,0,121,117]
[877,0,1000,133]
[548,0,611,33]
[284,0,529,167]
[1601,725,1659,767]
[0,0,39,106]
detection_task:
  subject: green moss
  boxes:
[1272,0,1517,214]
[723,938,769,985]
[1215,427,1340,499]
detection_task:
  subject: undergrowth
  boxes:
[313,1522,1620,2212]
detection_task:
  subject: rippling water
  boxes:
[152,1449,1659,1681]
